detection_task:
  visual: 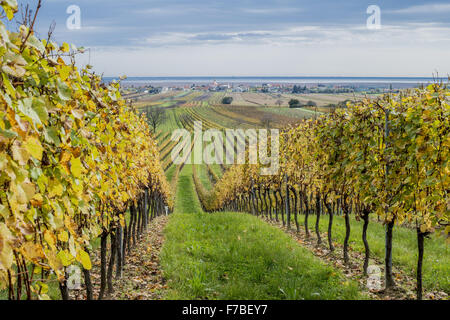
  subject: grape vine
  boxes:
[211,84,449,299]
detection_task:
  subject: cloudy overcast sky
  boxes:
[9,0,450,77]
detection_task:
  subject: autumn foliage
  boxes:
[0,0,171,298]
[211,84,449,299]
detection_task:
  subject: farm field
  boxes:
[141,90,337,133]
[193,92,361,108]
[204,92,369,108]
[133,90,359,109]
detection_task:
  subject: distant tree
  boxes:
[288,99,303,108]
[275,99,283,107]
[222,97,233,104]
[261,115,272,129]
[144,106,167,133]
[305,100,317,107]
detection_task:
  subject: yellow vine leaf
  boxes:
[24,136,43,160]
[70,157,83,178]
[77,250,92,270]
[0,223,14,270]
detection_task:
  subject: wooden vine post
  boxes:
[384,109,395,289]
[285,174,291,229]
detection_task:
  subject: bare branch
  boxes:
[143,106,167,133]
[20,0,42,53]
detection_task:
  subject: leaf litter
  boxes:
[70,216,169,300]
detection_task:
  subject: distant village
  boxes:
[122,80,395,96]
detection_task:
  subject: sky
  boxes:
[5,0,450,77]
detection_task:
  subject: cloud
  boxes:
[138,23,450,48]
[80,40,450,77]
[23,0,450,76]
[388,3,450,14]
[135,6,209,15]
[241,7,303,14]
[189,31,273,42]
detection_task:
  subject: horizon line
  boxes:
[104,75,447,78]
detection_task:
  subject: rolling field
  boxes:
[151,90,304,182]
[198,92,366,108]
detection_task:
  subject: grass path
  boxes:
[160,164,364,300]
[173,164,203,214]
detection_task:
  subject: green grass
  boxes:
[209,163,224,178]
[174,164,203,214]
[290,213,449,293]
[160,211,363,300]
[159,109,182,132]
[193,106,251,129]
[264,107,318,119]
[165,164,177,181]
[195,164,214,191]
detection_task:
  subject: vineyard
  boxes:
[130,75,449,300]
[143,84,449,300]
[208,86,449,299]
